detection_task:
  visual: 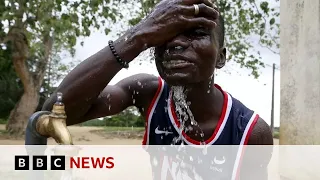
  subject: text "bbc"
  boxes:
[15,155,65,170]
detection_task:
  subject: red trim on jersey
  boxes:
[243,114,259,145]
[142,77,163,145]
[169,84,229,145]
[235,114,260,179]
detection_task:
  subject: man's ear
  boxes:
[215,47,226,69]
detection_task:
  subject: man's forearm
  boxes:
[42,30,143,125]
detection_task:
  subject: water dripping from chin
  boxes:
[170,86,206,147]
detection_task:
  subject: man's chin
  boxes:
[161,73,194,86]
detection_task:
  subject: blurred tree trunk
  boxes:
[5,26,53,135]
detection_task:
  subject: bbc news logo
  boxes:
[15,155,115,170]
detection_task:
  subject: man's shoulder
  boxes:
[225,92,254,115]
[225,91,273,145]
[117,73,159,91]
[119,73,160,112]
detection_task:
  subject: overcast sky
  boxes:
[63,1,280,127]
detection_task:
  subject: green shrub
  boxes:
[273,131,279,139]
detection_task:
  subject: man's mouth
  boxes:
[162,60,195,69]
[160,44,196,70]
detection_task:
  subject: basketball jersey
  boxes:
[142,77,259,180]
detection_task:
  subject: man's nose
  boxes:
[165,34,190,50]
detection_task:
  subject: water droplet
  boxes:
[189,156,193,161]
[56,92,63,102]
[207,90,211,93]
[137,81,142,86]
[202,145,208,155]
[107,94,111,98]
[152,157,158,166]
[108,105,111,111]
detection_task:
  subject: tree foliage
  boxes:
[81,107,144,127]
[0,45,23,119]
[121,0,280,78]
[36,50,80,111]
[0,0,121,134]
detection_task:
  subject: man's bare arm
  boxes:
[81,74,159,122]
[42,29,146,125]
[240,117,274,180]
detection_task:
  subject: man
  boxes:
[42,0,273,179]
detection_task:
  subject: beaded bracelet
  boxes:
[108,40,129,69]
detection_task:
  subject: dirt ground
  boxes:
[0,125,142,145]
[0,124,279,145]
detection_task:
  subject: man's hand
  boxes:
[134,0,220,49]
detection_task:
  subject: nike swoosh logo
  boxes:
[155,126,173,135]
[214,156,226,165]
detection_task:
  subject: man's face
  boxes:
[154,28,225,86]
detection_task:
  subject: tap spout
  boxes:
[37,92,73,145]
[25,92,73,145]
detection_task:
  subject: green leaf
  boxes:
[270,18,275,25]
[104,28,111,35]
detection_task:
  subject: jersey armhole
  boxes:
[142,77,164,145]
[232,113,260,180]
[241,113,259,145]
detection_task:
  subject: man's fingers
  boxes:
[182,16,217,29]
[183,3,219,19]
[182,0,216,8]
[199,3,219,19]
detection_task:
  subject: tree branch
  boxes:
[251,1,280,54]
[0,36,11,45]
[34,34,53,89]
[12,55,34,93]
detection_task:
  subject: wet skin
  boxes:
[42,0,273,179]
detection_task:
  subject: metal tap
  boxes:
[36,92,73,145]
